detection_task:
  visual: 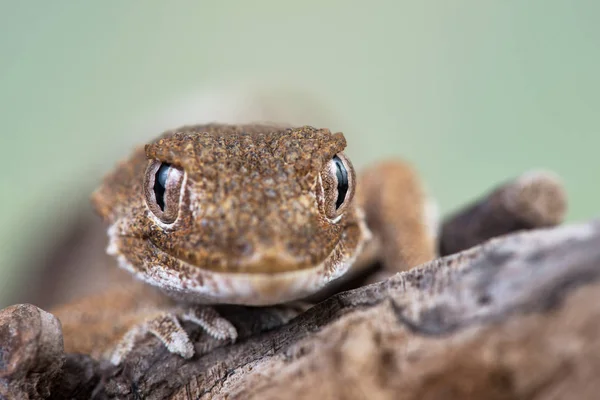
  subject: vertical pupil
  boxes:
[154,163,171,211]
[333,156,348,209]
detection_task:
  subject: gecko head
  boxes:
[92,124,371,305]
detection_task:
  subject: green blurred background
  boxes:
[0,1,598,306]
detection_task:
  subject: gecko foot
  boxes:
[110,306,237,365]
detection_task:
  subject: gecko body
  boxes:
[51,123,565,364]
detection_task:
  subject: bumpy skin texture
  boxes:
[92,124,371,306]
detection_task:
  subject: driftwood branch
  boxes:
[439,170,566,255]
[3,218,600,399]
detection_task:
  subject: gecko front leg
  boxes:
[51,282,237,364]
[110,304,237,365]
[356,159,438,279]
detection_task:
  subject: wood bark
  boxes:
[3,219,600,399]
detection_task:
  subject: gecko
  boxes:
[50,123,566,365]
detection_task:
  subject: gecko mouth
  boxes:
[107,210,371,305]
[162,245,334,275]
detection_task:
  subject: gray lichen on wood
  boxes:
[3,219,600,399]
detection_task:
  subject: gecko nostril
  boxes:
[286,242,297,254]
[234,241,254,256]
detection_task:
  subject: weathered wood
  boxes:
[439,170,566,256]
[0,305,64,400]
[3,219,600,399]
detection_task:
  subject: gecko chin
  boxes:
[152,255,356,306]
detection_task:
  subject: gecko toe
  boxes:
[181,306,238,342]
[146,313,195,358]
[110,313,195,364]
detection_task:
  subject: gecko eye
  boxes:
[320,152,355,220]
[333,156,349,209]
[144,161,184,224]
[154,163,171,211]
